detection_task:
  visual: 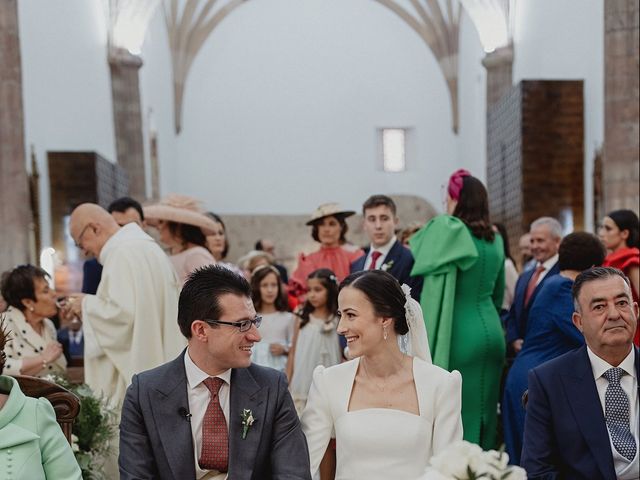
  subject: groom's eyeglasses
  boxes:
[203,316,262,332]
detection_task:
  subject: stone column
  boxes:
[482,45,514,108]
[0,0,31,272]
[109,47,146,200]
[603,0,639,212]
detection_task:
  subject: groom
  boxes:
[119,265,311,479]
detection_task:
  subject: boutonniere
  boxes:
[381,260,394,272]
[241,409,256,439]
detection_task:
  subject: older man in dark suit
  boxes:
[522,267,639,479]
[505,217,562,355]
[119,265,310,480]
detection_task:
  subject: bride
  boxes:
[301,270,462,479]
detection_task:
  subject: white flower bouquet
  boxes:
[424,441,527,480]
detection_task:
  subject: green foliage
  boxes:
[48,375,117,480]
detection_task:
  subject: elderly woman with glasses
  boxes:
[0,265,66,378]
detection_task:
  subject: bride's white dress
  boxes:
[301,356,463,480]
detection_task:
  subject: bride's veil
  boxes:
[398,284,432,363]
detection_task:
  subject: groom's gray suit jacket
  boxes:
[119,351,311,480]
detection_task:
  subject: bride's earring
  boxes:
[383,326,388,341]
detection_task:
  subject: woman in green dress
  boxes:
[410,169,505,449]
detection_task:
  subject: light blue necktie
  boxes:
[603,367,637,461]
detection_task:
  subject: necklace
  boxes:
[361,355,404,393]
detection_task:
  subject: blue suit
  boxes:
[521,345,640,479]
[57,327,84,362]
[350,240,423,301]
[505,262,560,345]
[82,258,103,294]
[502,276,585,464]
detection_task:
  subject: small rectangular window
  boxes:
[381,128,406,172]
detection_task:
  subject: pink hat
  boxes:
[447,169,471,201]
[143,194,220,236]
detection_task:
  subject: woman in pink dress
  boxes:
[144,194,218,284]
[290,203,363,299]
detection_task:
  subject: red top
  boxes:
[603,246,640,345]
[289,245,363,297]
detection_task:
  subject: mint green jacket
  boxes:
[0,375,82,480]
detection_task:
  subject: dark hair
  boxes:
[107,196,144,221]
[339,270,409,335]
[572,266,631,311]
[493,223,514,263]
[206,212,229,259]
[607,209,640,248]
[298,269,339,328]
[251,265,289,312]
[167,221,208,249]
[0,314,9,375]
[362,195,397,216]
[177,265,252,338]
[0,265,50,311]
[255,240,264,250]
[452,176,495,242]
[311,215,349,244]
[558,232,606,271]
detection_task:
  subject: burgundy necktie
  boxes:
[524,265,545,306]
[199,377,228,472]
[369,251,383,270]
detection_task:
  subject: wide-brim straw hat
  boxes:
[237,250,275,270]
[305,202,356,226]
[144,194,219,236]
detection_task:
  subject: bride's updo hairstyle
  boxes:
[339,270,409,335]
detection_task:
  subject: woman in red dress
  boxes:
[599,209,639,345]
[290,203,363,298]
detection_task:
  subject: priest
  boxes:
[66,203,185,408]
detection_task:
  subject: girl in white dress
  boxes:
[301,270,463,480]
[249,265,295,373]
[289,269,342,415]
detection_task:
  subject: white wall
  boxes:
[138,6,180,198]
[512,0,604,231]
[139,0,487,215]
[457,11,487,181]
[17,0,604,244]
[19,0,117,247]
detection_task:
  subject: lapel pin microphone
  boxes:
[178,407,192,421]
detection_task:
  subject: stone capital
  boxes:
[108,46,143,69]
[481,44,514,70]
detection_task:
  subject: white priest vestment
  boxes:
[81,223,185,408]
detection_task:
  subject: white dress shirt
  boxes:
[363,236,397,270]
[184,349,231,480]
[69,329,83,345]
[587,346,639,479]
[532,253,558,286]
